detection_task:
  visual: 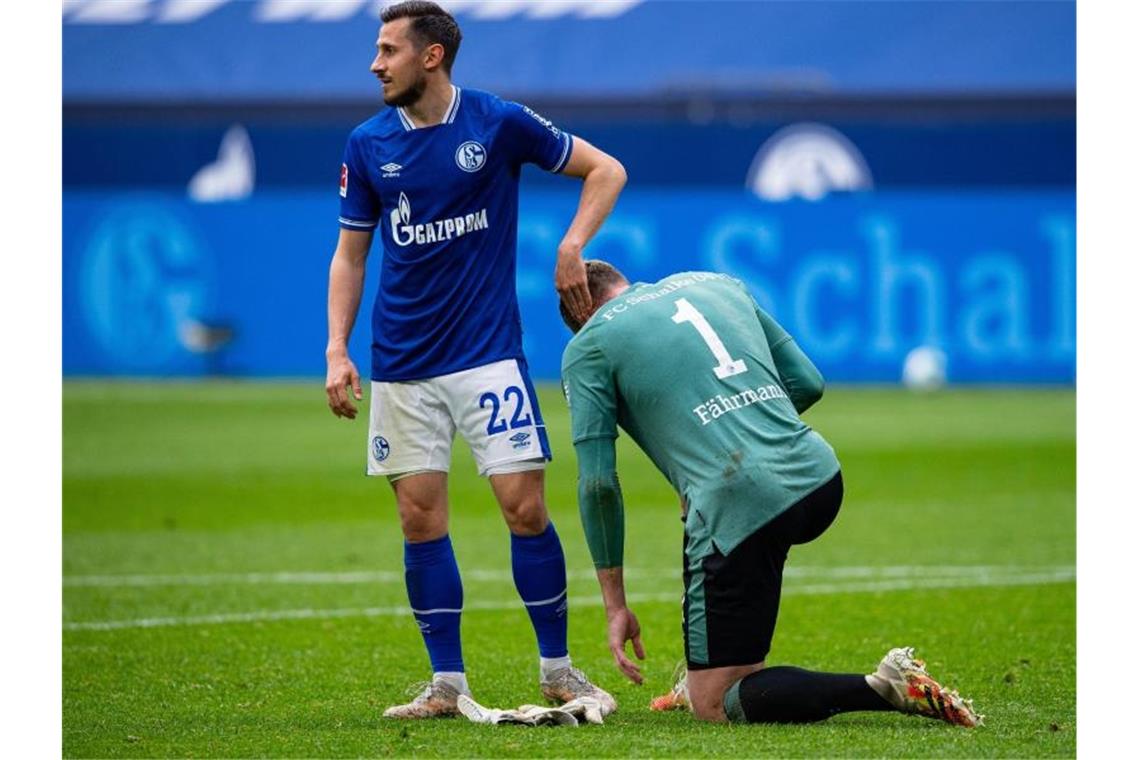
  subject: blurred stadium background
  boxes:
[62,0,1075,387]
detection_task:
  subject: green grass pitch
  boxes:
[63,382,1075,757]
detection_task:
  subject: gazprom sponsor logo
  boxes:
[746,123,873,202]
[389,192,489,247]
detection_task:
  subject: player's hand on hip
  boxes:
[606,606,645,685]
[555,248,592,325]
[325,353,363,419]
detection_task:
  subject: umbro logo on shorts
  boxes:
[381,162,402,178]
[509,431,531,450]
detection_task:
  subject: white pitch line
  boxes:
[64,570,406,587]
[62,564,1072,588]
[63,568,1074,632]
[787,569,1076,596]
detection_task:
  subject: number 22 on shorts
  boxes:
[479,386,532,435]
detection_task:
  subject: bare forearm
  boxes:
[327,253,366,355]
[558,159,626,257]
[324,230,371,418]
[596,567,629,615]
[553,141,626,323]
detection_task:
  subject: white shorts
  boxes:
[367,358,552,478]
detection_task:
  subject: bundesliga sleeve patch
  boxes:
[339,163,348,198]
[522,104,561,138]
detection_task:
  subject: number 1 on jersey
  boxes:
[671,298,747,379]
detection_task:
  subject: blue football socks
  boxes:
[510,521,569,660]
[403,534,464,674]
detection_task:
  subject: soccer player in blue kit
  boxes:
[324,2,626,719]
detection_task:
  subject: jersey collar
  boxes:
[397,85,461,131]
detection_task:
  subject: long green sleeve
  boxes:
[562,335,624,569]
[573,436,625,569]
[757,308,825,414]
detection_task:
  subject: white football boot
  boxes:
[866,647,984,728]
[540,666,617,716]
[382,680,463,719]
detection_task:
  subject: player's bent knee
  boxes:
[400,521,447,543]
[691,698,729,723]
[488,464,548,535]
[395,497,449,542]
[501,497,548,535]
[398,514,448,543]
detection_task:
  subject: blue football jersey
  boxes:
[338,86,574,381]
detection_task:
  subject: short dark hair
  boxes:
[381,1,462,74]
[560,260,629,333]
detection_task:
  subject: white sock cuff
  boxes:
[540,655,572,678]
[433,671,471,695]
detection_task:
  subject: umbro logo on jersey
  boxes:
[381,162,402,178]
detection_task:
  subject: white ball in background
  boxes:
[902,346,948,391]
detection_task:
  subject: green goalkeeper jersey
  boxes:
[561,271,840,568]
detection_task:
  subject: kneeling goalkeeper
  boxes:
[558,261,981,727]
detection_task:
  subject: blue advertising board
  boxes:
[63,189,1074,384]
[62,117,1076,191]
